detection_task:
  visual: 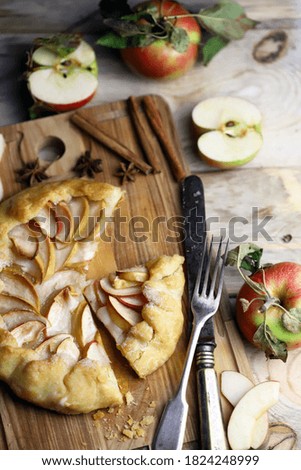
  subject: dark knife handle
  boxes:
[196,344,228,450]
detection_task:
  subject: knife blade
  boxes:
[181,175,227,450]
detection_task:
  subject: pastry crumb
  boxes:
[122,429,134,439]
[105,430,118,440]
[92,410,105,420]
[107,407,115,414]
[140,415,154,426]
[125,391,137,406]
[148,401,156,408]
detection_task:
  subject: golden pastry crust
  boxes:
[0,180,124,414]
[118,255,185,378]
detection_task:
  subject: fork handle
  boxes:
[196,345,228,450]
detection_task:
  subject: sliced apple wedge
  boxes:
[54,201,74,244]
[34,202,57,239]
[227,381,280,450]
[116,266,148,283]
[35,269,87,305]
[0,268,39,310]
[45,287,79,336]
[35,236,56,282]
[11,253,43,285]
[118,294,146,309]
[85,340,110,365]
[9,224,38,259]
[192,96,263,169]
[72,302,98,348]
[2,310,46,331]
[69,197,90,240]
[221,371,269,449]
[35,333,72,359]
[96,306,127,345]
[10,320,45,347]
[95,283,107,305]
[0,294,38,314]
[100,277,142,297]
[109,296,141,326]
[56,336,80,366]
[76,201,103,241]
[66,241,98,266]
[84,282,102,313]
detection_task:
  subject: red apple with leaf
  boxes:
[26,34,98,116]
[226,244,301,362]
[97,0,257,80]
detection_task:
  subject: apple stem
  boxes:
[259,297,279,313]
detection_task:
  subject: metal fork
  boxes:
[152,236,229,450]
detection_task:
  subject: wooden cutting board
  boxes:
[0,95,254,450]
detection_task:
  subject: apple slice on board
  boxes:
[221,370,269,449]
[28,36,98,113]
[192,96,263,169]
[227,381,280,450]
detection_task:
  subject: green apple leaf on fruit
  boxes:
[96,32,128,49]
[170,28,190,53]
[282,308,301,334]
[253,323,288,362]
[226,243,263,274]
[202,36,229,65]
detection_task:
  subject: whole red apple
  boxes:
[120,0,201,80]
[236,262,301,356]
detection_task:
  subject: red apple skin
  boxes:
[236,262,301,350]
[35,90,96,113]
[118,294,146,310]
[120,0,201,80]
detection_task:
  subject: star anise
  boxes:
[114,162,139,184]
[15,159,49,187]
[72,150,103,178]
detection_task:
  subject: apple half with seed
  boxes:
[27,34,98,113]
[192,96,263,169]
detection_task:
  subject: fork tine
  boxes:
[200,236,213,297]
[208,236,223,298]
[193,233,207,298]
[215,238,230,304]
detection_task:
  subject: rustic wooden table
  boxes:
[0,0,301,450]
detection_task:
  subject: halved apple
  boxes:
[117,266,149,283]
[0,268,39,310]
[192,96,263,169]
[108,296,141,326]
[10,320,45,347]
[9,224,38,259]
[96,306,127,345]
[227,381,279,450]
[100,277,142,297]
[45,287,79,336]
[28,37,98,113]
[221,370,269,449]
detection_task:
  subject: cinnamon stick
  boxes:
[142,96,187,182]
[71,112,152,175]
[127,96,161,174]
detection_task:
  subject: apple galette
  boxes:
[0,180,184,414]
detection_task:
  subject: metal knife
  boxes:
[182,175,227,450]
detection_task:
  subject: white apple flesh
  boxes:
[221,370,269,449]
[227,381,279,450]
[108,295,141,326]
[192,96,263,169]
[28,39,98,112]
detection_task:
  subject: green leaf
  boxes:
[170,27,190,53]
[99,0,132,19]
[253,323,288,362]
[226,243,263,274]
[198,1,258,41]
[96,32,128,49]
[240,298,250,313]
[130,34,154,48]
[202,36,228,65]
[282,308,301,334]
[103,18,152,37]
[34,34,82,58]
